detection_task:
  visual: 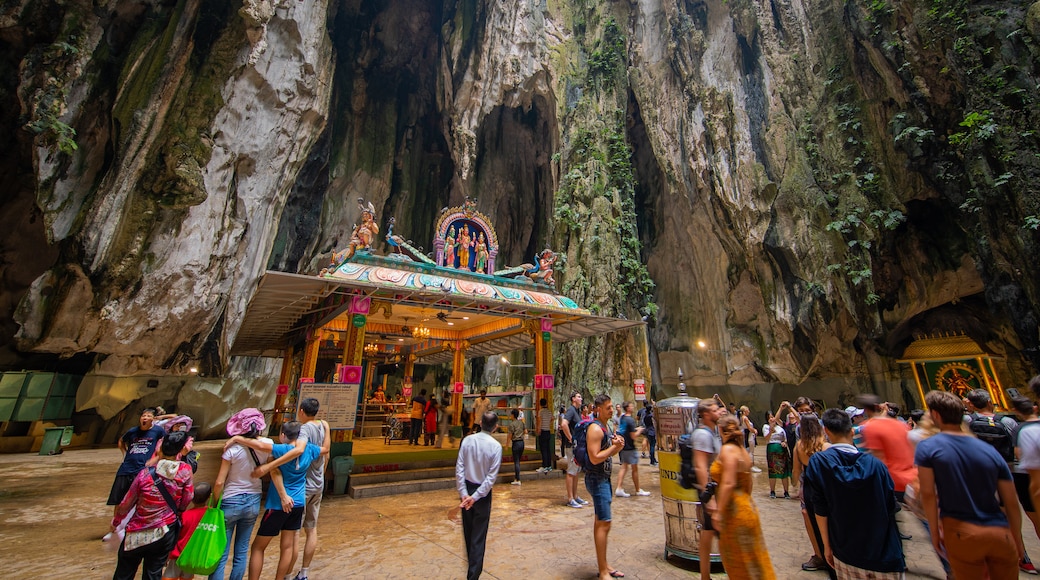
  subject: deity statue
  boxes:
[522,248,558,286]
[331,198,379,265]
[444,226,457,268]
[475,232,489,273]
[941,370,973,398]
[457,225,472,270]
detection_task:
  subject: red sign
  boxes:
[534,374,554,390]
[403,384,413,398]
[339,365,362,384]
[634,379,646,401]
[276,384,289,395]
[452,381,465,394]
[350,296,371,315]
[299,378,315,384]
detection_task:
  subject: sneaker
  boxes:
[1021,558,1038,575]
[568,498,584,508]
[649,462,658,466]
[750,466,762,473]
[769,492,776,499]
[636,489,651,496]
[783,492,791,499]
[802,555,827,571]
[641,452,647,458]
[615,489,631,498]
[576,497,590,505]
[534,467,545,473]
[511,480,522,486]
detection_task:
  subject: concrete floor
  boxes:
[1,440,1036,579]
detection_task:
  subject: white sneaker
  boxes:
[636,489,651,496]
[751,466,762,473]
[615,489,631,497]
[511,480,521,486]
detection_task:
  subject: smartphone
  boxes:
[1008,388,1021,398]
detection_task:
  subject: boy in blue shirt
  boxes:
[226,421,320,580]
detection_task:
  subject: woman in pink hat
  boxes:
[210,409,271,580]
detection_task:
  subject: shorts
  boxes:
[619,450,639,465]
[108,474,135,505]
[698,500,715,532]
[1014,472,1035,512]
[303,491,323,528]
[565,448,582,476]
[256,506,305,536]
[584,473,613,521]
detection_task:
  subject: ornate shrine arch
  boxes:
[433,198,499,274]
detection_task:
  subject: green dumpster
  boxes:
[39,426,72,455]
[331,455,355,495]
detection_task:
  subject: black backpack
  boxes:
[969,413,1016,463]
[572,419,596,470]
[677,434,697,489]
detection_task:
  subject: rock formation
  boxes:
[1,0,1037,435]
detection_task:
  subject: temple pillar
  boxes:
[403,353,416,397]
[451,340,469,425]
[341,323,365,367]
[529,318,554,415]
[271,345,295,433]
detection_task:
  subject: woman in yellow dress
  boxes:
[710,414,777,579]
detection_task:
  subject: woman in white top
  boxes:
[210,419,272,580]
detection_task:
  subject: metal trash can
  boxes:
[39,426,73,456]
[656,393,721,566]
[331,455,355,495]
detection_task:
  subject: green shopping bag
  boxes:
[176,495,227,575]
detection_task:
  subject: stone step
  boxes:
[351,459,544,485]
[348,466,564,499]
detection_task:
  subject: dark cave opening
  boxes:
[471,99,556,266]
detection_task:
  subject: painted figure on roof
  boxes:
[445,226,457,268]
[458,226,472,270]
[522,248,558,286]
[475,233,489,274]
[332,198,379,264]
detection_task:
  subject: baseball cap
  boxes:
[844,405,864,418]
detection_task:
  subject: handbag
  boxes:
[176,495,227,575]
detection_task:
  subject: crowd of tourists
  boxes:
[674,376,1040,580]
[103,373,1040,580]
[105,400,330,580]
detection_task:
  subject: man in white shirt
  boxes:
[456,411,502,580]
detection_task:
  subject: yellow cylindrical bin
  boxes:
[655,394,721,567]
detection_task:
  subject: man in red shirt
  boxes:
[860,395,916,503]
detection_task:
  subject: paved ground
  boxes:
[1,440,1036,579]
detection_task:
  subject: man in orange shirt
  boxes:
[860,395,916,503]
[859,394,917,542]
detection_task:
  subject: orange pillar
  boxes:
[272,346,295,433]
[451,340,469,425]
[530,319,553,429]
[334,321,366,443]
[403,353,416,400]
